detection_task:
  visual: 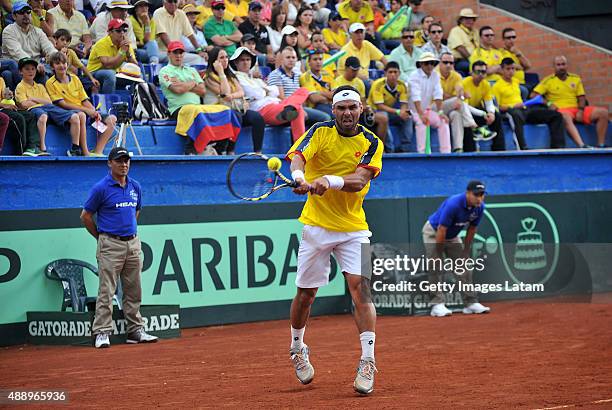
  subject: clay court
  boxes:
[1,300,611,409]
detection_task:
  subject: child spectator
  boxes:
[53,29,100,92]
[0,76,41,156]
[16,57,87,156]
[46,51,118,157]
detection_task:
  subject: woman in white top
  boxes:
[267,4,287,53]
[231,46,309,142]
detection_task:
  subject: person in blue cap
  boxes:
[422,180,492,317]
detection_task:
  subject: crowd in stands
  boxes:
[0,0,608,156]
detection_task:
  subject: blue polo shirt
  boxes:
[83,174,142,237]
[428,193,485,239]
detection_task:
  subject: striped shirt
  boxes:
[267,67,300,97]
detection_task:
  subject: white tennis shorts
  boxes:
[296,225,371,288]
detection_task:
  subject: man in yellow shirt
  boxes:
[532,55,609,148]
[286,85,383,395]
[492,57,564,150]
[300,49,334,117]
[337,23,387,81]
[447,8,479,74]
[462,60,505,152]
[469,26,503,83]
[337,0,383,52]
[322,11,349,52]
[500,27,531,85]
[87,19,139,93]
[367,61,412,152]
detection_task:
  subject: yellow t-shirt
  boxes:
[413,30,427,47]
[367,77,408,108]
[332,76,366,99]
[87,35,136,73]
[500,49,525,84]
[64,48,84,71]
[491,77,523,108]
[338,0,374,24]
[533,73,585,109]
[31,10,47,29]
[195,5,234,28]
[45,74,89,106]
[225,0,248,18]
[447,24,479,60]
[462,76,492,108]
[438,70,463,98]
[130,15,157,47]
[337,40,384,79]
[322,28,349,49]
[16,80,51,109]
[469,47,503,82]
[286,122,384,232]
[299,70,335,107]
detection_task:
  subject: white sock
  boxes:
[360,331,376,360]
[290,326,305,350]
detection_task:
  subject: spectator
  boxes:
[195,0,236,29]
[259,0,272,25]
[408,0,426,30]
[378,0,406,52]
[268,46,330,126]
[231,46,308,143]
[239,33,262,77]
[337,0,383,52]
[155,0,207,64]
[87,19,139,93]
[203,47,265,154]
[337,22,387,81]
[181,4,210,56]
[203,0,241,57]
[46,51,117,157]
[277,25,302,73]
[304,0,330,29]
[225,0,247,24]
[492,57,565,150]
[367,61,412,152]
[322,11,349,52]
[53,30,99,90]
[469,26,502,83]
[238,2,273,66]
[438,52,495,153]
[388,27,421,83]
[420,21,450,60]
[413,15,433,47]
[501,27,531,99]
[28,0,54,38]
[285,0,301,25]
[408,52,451,153]
[91,0,138,49]
[294,6,315,52]
[447,8,479,74]
[332,56,366,99]
[16,57,86,156]
[267,4,287,54]
[462,60,506,152]
[159,41,238,155]
[47,0,92,59]
[2,1,56,80]
[129,0,160,64]
[532,56,608,148]
[300,48,334,118]
[368,0,386,32]
[0,76,40,156]
[0,109,10,155]
[305,32,333,77]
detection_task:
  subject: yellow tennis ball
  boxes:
[267,157,282,171]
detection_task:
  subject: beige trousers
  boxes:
[442,97,478,150]
[92,234,144,335]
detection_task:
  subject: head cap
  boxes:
[467,180,486,195]
[108,146,132,160]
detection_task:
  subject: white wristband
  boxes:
[291,169,305,181]
[323,175,344,190]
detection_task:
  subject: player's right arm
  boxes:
[290,154,311,195]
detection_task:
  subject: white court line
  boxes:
[534,398,612,410]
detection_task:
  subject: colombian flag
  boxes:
[175,104,241,154]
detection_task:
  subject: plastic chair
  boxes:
[44,259,123,312]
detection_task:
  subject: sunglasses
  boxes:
[429,29,443,34]
[15,9,32,14]
[171,50,185,54]
[212,5,225,10]
[112,28,128,33]
[504,35,517,40]
[166,0,178,2]
[474,69,487,75]
[441,61,454,65]
[401,35,415,39]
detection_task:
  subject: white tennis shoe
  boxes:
[290,344,315,384]
[462,302,491,314]
[430,303,453,317]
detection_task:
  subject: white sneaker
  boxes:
[126,329,159,344]
[430,303,453,317]
[95,333,110,348]
[290,344,315,385]
[354,358,377,394]
[462,302,491,314]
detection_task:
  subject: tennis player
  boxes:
[285,85,384,395]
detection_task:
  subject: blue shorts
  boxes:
[30,104,78,126]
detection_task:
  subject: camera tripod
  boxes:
[111,102,143,155]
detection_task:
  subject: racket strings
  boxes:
[229,157,277,200]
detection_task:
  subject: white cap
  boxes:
[304,0,319,5]
[349,22,366,34]
[281,25,298,36]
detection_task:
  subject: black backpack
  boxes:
[132,82,170,121]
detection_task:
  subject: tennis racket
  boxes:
[226,153,299,201]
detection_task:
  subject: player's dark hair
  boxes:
[384,61,400,71]
[53,28,72,41]
[472,60,487,70]
[333,85,359,97]
[502,27,515,38]
[479,25,494,37]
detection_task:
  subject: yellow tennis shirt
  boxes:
[491,77,523,108]
[462,76,493,108]
[533,73,585,109]
[367,77,408,108]
[286,121,383,232]
[46,74,89,106]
